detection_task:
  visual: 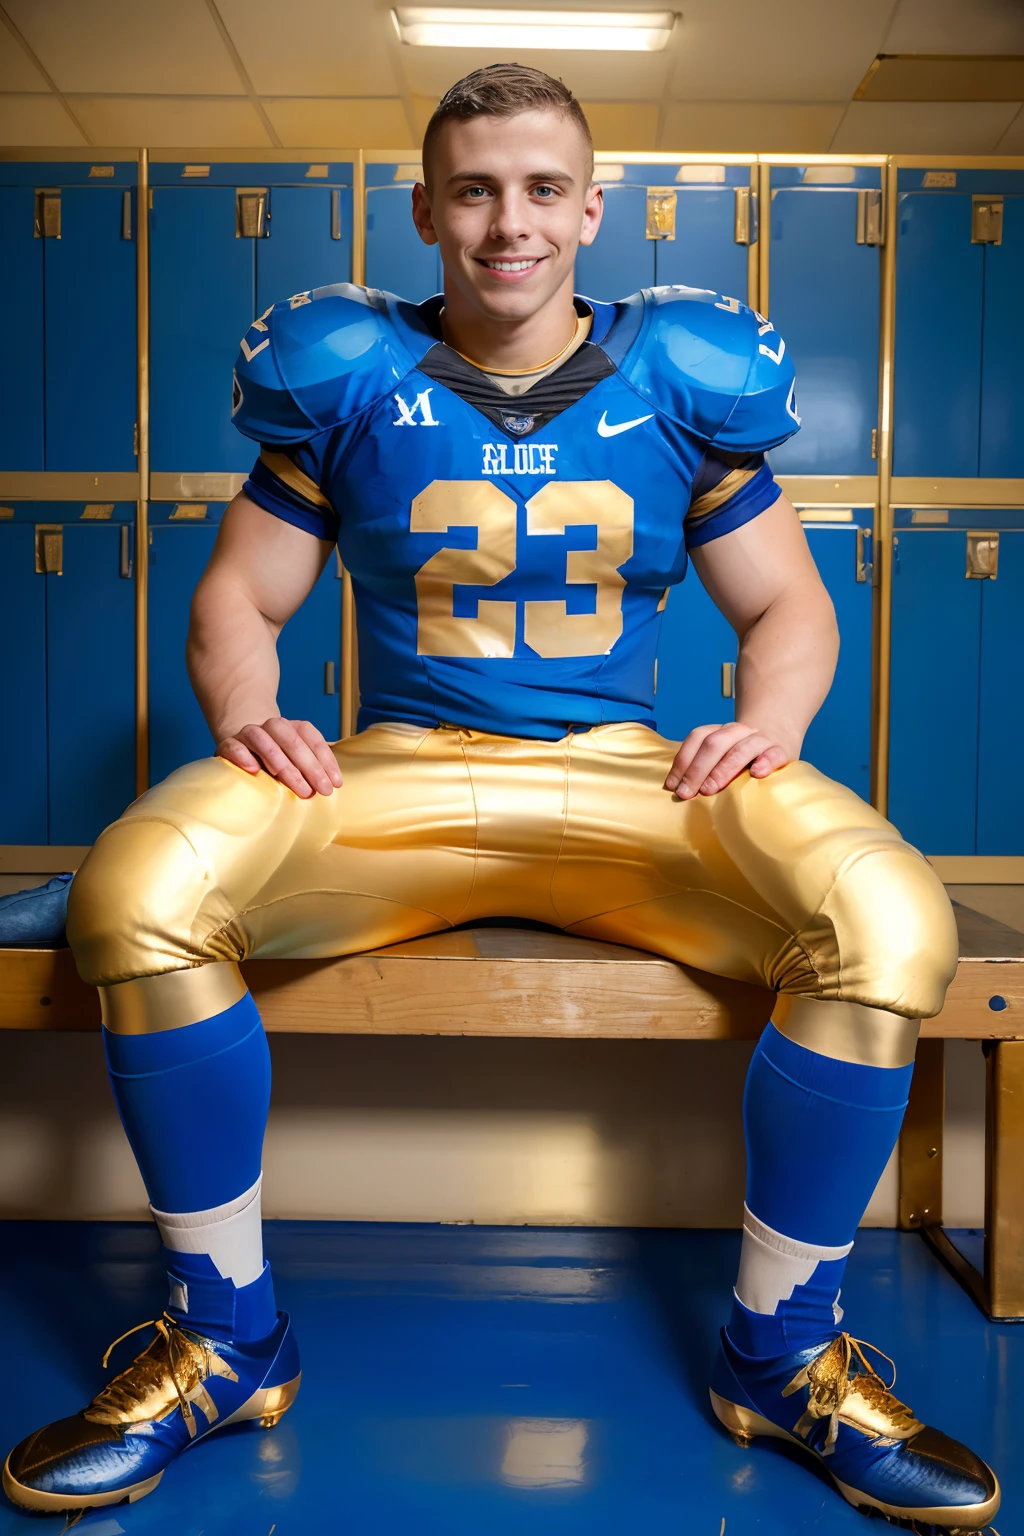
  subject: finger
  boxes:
[674,726,758,798]
[293,720,344,789]
[216,738,263,775]
[240,725,315,798]
[260,719,337,797]
[664,725,722,790]
[699,736,776,794]
[748,745,791,779]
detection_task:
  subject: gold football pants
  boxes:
[67,721,958,1021]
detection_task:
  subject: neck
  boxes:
[440,275,579,373]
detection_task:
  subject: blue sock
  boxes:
[104,991,277,1341]
[727,1022,913,1358]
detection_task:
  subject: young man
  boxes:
[4,65,998,1530]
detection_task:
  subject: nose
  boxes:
[488,190,532,246]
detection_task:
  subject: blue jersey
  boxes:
[232,284,799,739]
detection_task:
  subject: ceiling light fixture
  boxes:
[392,7,675,52]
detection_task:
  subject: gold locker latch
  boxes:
[721,661,735,698]
[236,189,269,238]
[966,531,999,579]
[34,189,61,239]
[972,195,1003,245]
[855,188,884,246]
[35,525,63,575]
[646,188,676,240]
[733,186,758,245]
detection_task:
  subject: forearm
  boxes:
[734,579,839,756]
[187,572,282,743]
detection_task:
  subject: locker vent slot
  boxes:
[0,507,14,520]
[120,525,133,579]
[734,186,758,245]
[80,504,114,520]
[923,171,956,188]
[721,662,735,699]
[306,164,329,178]
[594,163,625,181]
[393,164,423,182]
[972,196,1003,244]
[966,532,999,579]
[856,188,884,245]
[237,189,269,238]
[34,189,61,239]
[170,504,208,520]
[89,165,115,178]
[182,165,210,178]
[646,189,676,240]
[677,164,725,183]
[122,189,132,240]
[35,526,63,575]
[331,188,342,240]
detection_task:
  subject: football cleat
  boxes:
[3,1310,300,1514]
[0,871,72,947]
[710,1329,999,1533]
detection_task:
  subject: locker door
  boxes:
[977,531,1024,854]
[47,520,136,845]
[256,185,352,314]
[151,188,254,473]
[148,520,219,784]
[365,184,441,302]
[0,187,44,470]
[45,188,136,471]
[889,530,980,853]
[800,525,872,799]
[979,197,1024,477]
[575,186,654,303]
[894,194,983,476]
[277,554,343,742]
[654,189,747,298]
[768,189,879,475]
[0,521,48,842]
[654,573,737,741]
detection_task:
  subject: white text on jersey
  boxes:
[482,442,558,477]
[393,388,439,426]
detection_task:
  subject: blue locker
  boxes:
[151,187,254,473]
[0,517,48,842]
[654,188,747,298]
[148,517,220,784]
[768,183,880,475]
[980,197,1024,477]
[276,553,343,743]
[576,185,654,302]
[800,525,872,799]
[365,182,441,301]
[0,188,44,471]
[655,573,737,741]
[889,529,981,853]
[256,185,353,314]
[44,188,136,471]
[894,193,983,477]
[46,516,137,845]
[977,531,1024,854]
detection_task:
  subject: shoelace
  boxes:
[785,1332,918,1454]
[91,1313,199,1437]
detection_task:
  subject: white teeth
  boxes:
[485,259,539,272]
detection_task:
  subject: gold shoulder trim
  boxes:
[686,467,757,524]
[259,449,332,511]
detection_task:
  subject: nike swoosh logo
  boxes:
[597,410,654,437]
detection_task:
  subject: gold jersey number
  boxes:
[412,479,634,660]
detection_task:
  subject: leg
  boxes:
[553,726,998,1531]
[5,724,479,1514]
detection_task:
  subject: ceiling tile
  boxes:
[664,0,894,103]
[0,28,51,91]
[831,100,1021,153]
[884,0,1024,54]
[660,102,845,153]
[400,48,671,103]
[4,0,243,95]
[264,98,412,148]
[582,102,659,152]
[215,0,400,96]
[995,105,1024,151]
[70,95,272,147]
[0,93,87,144]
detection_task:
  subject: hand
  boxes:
[663,722,792,799]
[217,718,343,799]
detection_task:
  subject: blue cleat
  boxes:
[0,871,73,947]
[711,1329,999,1533]
[3,1310,300,1514]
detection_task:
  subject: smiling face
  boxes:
[412,107,603,327]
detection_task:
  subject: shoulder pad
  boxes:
[614,287,800,452]
[231,284,429,446]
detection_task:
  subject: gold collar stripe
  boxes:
[258,450,332,512]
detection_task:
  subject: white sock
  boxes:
[151,1174,265,1288]
[735,1204,853,1316]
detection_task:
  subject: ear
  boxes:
[577,181,604,250]
[411,182,439,247]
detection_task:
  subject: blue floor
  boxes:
[0,1221,1014,1535]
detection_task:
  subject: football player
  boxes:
[5,64,998,1531]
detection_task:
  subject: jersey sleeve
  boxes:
[684,450,781,549]
[243,439,339,542]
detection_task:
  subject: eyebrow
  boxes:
[446,169,576,187]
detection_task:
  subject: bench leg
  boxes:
[898,1036,944,1233]
[985,1038,1024,1319]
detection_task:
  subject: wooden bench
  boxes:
[2,902,1022,1316]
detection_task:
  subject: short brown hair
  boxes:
[422,63,593,185]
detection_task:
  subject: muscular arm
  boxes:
[664,493,839,798]
[187,492,343,797]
